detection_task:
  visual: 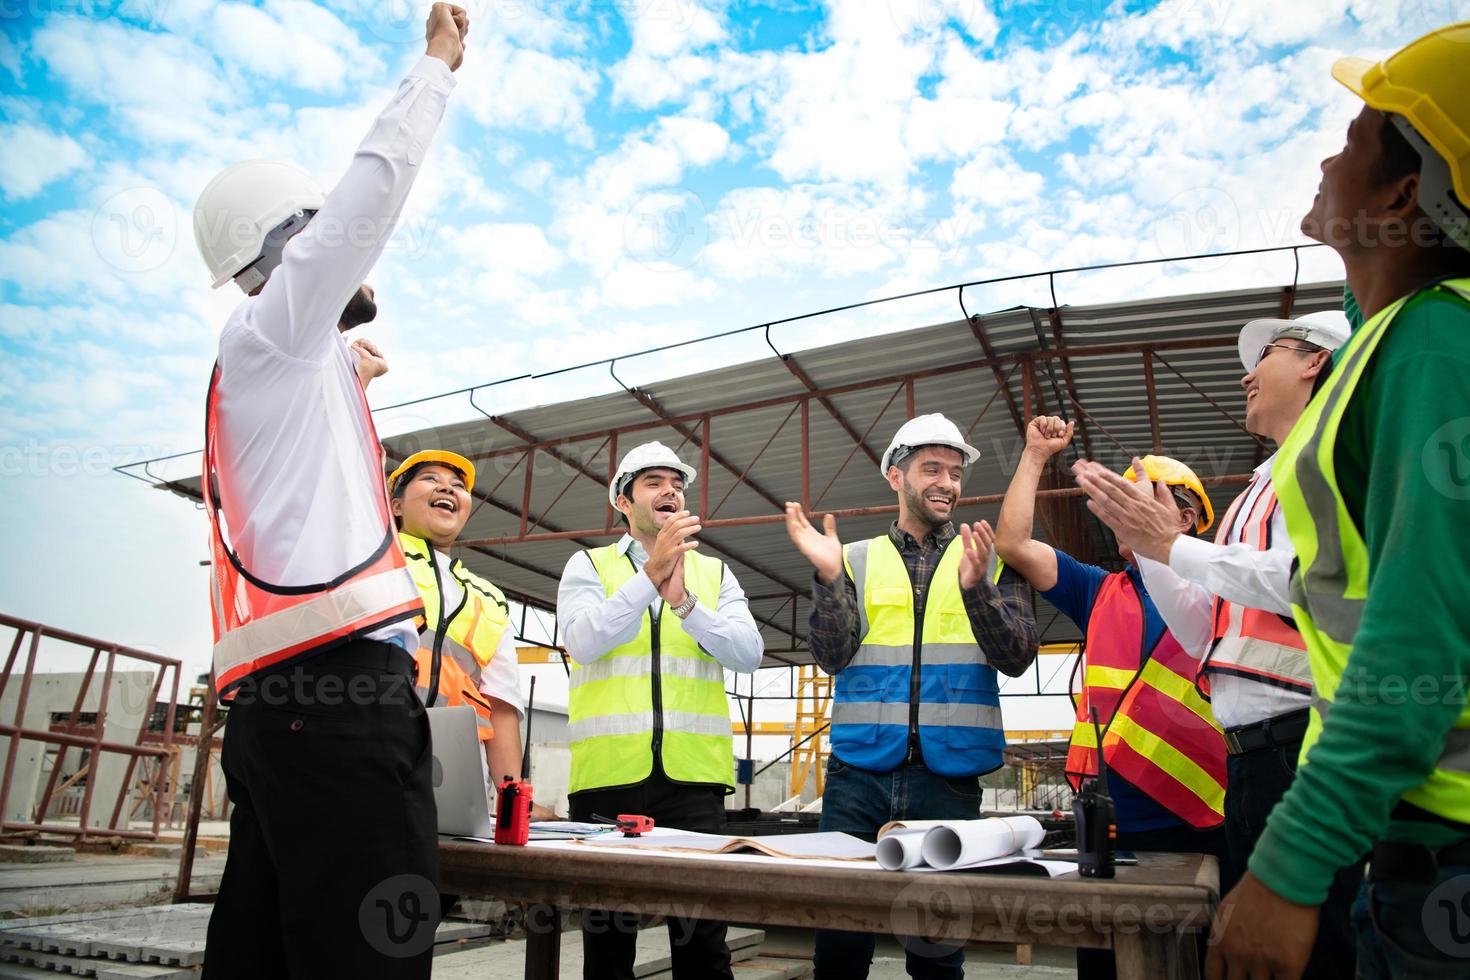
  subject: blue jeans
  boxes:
[1352,864,1470,979]
[813,754,981,980]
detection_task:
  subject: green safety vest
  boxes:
[1275,277,1470,824]
[567,544,732,795]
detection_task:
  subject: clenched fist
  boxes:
[351,338,388,388]
[426,3,469,72]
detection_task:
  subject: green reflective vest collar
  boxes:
[568,541,733,795]
[1275,278,1470,824]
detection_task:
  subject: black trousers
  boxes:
[568,764,733,980]
[1076,822,1226,980]
[203,639,441,980]
[1222,734,1361,979]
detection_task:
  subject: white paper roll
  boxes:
[919,816,1045,871]
[875,829,929,870]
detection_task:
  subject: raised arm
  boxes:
[994,416,1073,592]
[245,4,467,359]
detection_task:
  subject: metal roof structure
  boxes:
[123,255,1346,671]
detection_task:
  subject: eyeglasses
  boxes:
[1255,341,1313,366]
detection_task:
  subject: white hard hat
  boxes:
[1238,310,1351,372]
[609,441,697,507]
[879,414,980,477]
[193,160,326,291]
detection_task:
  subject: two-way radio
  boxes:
[1073,705,1116,878]
[495,677,536,846]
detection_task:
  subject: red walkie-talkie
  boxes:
[495,678,535,846]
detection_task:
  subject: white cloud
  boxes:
[622,0,727,58]
[208,0,384,94]
[0,124,88,200]
[0,33,20,84]
[453,36,600,144]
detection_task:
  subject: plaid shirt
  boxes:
[808,521,1038,678]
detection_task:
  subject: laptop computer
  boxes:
[427,706,494,838]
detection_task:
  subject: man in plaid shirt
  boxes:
[785,414,1038,980]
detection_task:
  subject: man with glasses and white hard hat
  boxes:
[556,441,763,980]
[192,6,468,977]
[1072,309,1356,978]
[785,414,1039,980]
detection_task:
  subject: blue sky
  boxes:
[0,0,1460,726]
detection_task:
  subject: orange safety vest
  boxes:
[1198,473,1312,696]
[1066,572,1227,829]
[204,365,424,699]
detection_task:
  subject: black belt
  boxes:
[1223,707,1310,756]
[255,637,414,679]
[1370,838,1470,885]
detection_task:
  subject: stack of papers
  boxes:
[875,816,1075,878]
[579,829,875,861]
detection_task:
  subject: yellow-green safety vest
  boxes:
[568,544,732,795]
[400,532,510,739]
[1275,277,1470,824]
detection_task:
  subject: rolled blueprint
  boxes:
[919,816,1045,871]
[875,829,929,870]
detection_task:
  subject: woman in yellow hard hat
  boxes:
[387,450,527,791]
[1208,22,1470,980]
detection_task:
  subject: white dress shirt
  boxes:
[557,535,763,673]
[429,549,525,718]
[1136,452,1309,728]
[212,57,455,653]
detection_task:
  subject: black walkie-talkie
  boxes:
[1074,706,1116,878]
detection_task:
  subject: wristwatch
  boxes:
[672,592,699,620]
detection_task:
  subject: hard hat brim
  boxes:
[1331,31,1470,207]
[880,440,981,475]
[1238,317,1294,372]
[388,450,477,495]
[608,461,698,507]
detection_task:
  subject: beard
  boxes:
[339,287,378,330]
[901,478,953,528]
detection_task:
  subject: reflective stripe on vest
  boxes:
[830,534,1005,779]
[1276,278,1470,824]
[400,532,511,741]
[204,365,423,699]
[567,545,731,795]
[1066,572,1226,829]
[1199,472,1313,696]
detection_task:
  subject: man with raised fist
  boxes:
[192,6,469,977]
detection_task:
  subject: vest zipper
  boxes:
[424,547,452,708]
[650,605,664,763]
[628,555,665,766]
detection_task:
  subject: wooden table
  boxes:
[440,841,1218,980]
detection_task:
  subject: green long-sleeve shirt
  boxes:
[1249,281,1470,905]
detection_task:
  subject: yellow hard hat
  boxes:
[1332,22,1470,249]
[387,450,476,495]
[1122,455,1214,533]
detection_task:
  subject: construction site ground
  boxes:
[0,844,1077,978]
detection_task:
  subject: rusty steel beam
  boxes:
[782,356,881,468]
[1142,351,1164,454]
[491,417,607,495]
[464,336,1241,467]
[619,386,787,513]
[457,473,1256,547]
[1046,308,1094,459]
[968,314,1028,437]
[385,451,809,644]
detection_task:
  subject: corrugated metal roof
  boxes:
[140,277,1346,669]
